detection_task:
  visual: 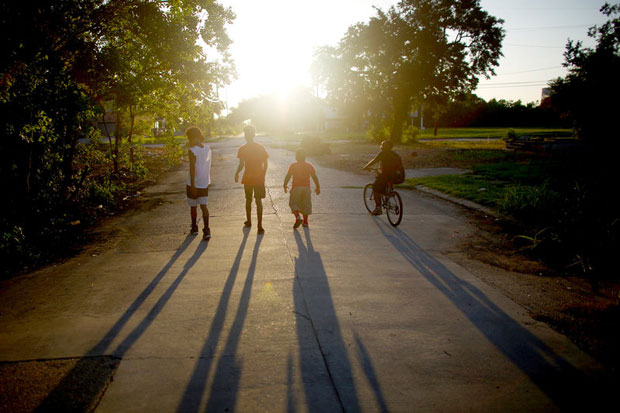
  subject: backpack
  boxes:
[383,151,405,184]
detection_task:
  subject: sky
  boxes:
[217,0,610,111]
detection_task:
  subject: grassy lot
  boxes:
[399,160,568,212]
[284,127,572,141]
[266,127,573,145]
[418,127,572,140]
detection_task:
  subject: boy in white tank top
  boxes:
[186,126,212,240]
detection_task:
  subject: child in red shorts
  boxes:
[283,148,320,229]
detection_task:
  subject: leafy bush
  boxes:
[498,182,560,224]
[504,128,517,141]
[402,125,420,144]
[367,124,391,143]
[163,134,184,166]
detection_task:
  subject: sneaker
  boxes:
[293,218,303,229]
[257,227,265,234]
[190,224,199,235]
[243,220,252,227]
[371,207,382,216]
[203,227,211,240]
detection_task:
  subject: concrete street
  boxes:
[0,137,611,412]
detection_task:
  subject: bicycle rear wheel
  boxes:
[386,191,403,226]
[363,183,375,213]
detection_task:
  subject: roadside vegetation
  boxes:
[1,2,234,278]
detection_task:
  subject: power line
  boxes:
[480,80,552,86]
[478,84,548,89]
[507,24,593,31]
[504,43,564,49]
[478,81,549,89]
[499,66,563,75]
[496,8,597,11]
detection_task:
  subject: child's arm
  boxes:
[363,153,379,170]
[234,159,244,183]
[283,172,292,193]
[311,172,320,195]
[189,150,196,187]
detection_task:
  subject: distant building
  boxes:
[322,107,346,131]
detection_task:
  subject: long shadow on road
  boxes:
[374,220,608,411]
[39,235,207,411]
[177,228,259,412]
[293,229,362,411]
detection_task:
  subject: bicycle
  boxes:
[363,168,403,227]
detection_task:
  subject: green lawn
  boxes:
[417,127,572,140]
[269,127,573,144]
[398,160,568,209]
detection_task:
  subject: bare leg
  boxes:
[256,198,264,232]
[200,204,209,229]
[245,198,252,225]
[293,210,302,229]
[190,206,198,226]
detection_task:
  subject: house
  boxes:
[322,107,346,131]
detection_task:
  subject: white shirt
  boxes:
[187,145,212,188]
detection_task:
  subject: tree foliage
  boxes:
[312,0,504,141]
[550,3,620,145]
[423,95,566,128]
[0,0,234,274]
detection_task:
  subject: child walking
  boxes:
[186,126,212,240]
[283,148,320,229]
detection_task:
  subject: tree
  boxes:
[550,3,620,146]
[312,0,504,142]
[1,0,234,191]
[0,1,234,272]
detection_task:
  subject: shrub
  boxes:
[163,134,184,166]
[503,128,517,141]
[402,125,420,144]
[367,124,391,143]
[498,181,560,223]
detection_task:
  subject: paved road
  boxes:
[0,137,611,412]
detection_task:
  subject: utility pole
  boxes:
[420,104,425,130]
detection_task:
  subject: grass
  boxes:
[268,127,572,145]
[417,127,572,140]
[400,174,506,206]
[422,139,506,150]
[398,160,567,209]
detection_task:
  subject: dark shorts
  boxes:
[186,185,209,199]
[372,174,390,194]
[244,184,266,199]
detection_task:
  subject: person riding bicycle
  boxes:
[362,140,404,215]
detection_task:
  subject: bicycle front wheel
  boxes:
[386,191,403,226]
[363,183,375,213]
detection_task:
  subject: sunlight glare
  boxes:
[228,4,314,100]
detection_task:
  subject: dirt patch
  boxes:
[0,356,120,412]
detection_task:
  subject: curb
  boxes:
[413,185,499,217]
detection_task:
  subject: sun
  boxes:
[226,7,315,101]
